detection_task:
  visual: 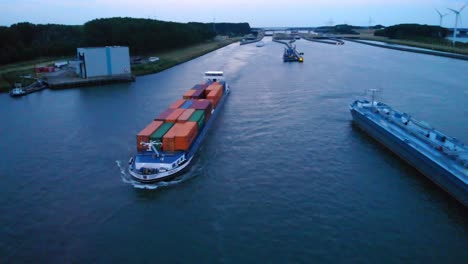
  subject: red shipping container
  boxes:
[136,120,164,151]
[177,108,195,123]
[207,89,222,108]
[166,108,185,122]
[155,108,175,121]
[169,99,186,109]
[183,89,196,99]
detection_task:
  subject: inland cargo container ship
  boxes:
[128,71,229,183]
[350,97,468,206]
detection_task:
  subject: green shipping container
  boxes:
[197,114,205,129]
[150,122,174,144]
[189,109,205,129]
[189,110,204,123]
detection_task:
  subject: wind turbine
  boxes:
[368,17,375,33]
[448,3,467,44]
[435,9,448,27]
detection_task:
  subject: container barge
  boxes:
[128,71,229,183]
[350,98,468,206]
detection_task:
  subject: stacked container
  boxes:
[165,108,185,123]
[205,82,224,108]
[162,122,199,151]
[136,120,164,151]
[155,108,175,121]
[136,82,222,152]
[169,99,186,109]
[189,110,205,129]
[190,99,213,122]
[177,108,196,123]
[149,122,174,149]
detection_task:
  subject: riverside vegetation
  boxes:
[0,17,250,92]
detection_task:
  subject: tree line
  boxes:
[374,24,448,39]
[0,17,251,65]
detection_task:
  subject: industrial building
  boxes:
[76,46,131,79]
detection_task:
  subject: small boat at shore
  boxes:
[9,80,47,97]
[128,71,230,183]
[350,94,468,206]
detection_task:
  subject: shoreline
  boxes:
[343,38,468,61]
[0,38,240,93]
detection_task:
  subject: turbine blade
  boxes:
[435,8,442,16]
[459,3,467,12]
[448,8,459,14]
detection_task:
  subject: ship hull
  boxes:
[128,156,193,183]
[350,108,468,206]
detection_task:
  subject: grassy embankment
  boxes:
[131,37,241,76]
[339,29,468,55]
[0,57,70,93]
[0,38,241,93]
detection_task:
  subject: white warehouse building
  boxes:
[76,46,131,79]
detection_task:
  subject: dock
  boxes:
[46,74,135,89]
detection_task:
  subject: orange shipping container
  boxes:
[205,83,223,96]
[177,108,195,123]
[207,88,222,108]
[162,122,198,151]
[183,89,196,99]
[169,99,186,109]
[136,120,164,151]
[166,108,185,122]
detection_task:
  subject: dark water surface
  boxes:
[1,38,467,263]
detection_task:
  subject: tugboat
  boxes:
[9,80,47,97]
[128,71,230,183]
[9,87,26,97]
[350,91,468,206]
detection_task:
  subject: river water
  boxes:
[1,37,467,263]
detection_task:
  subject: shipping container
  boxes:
[136,120,164,151]
[192,83,208,90]
[149,122,174,143]
[191,88,205,99]
[189,109,205,128]
[155,108,175,121]
[166,108,185,122]
[177,108,195,123]
[162,122,199,151]
[207,88,222,108]
[190,99,213,121]
[205,82,223,96]
[183,89,196,99]
[180,100,193,109]
[169,99,186,109]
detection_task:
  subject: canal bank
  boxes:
[343,38,468,61]
[0,38,241,93]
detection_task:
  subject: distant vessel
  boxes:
[350,96,468,206]
[128,71,230,183]
[256,41,265,47]
[283,43,303,62]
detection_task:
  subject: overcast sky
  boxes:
[1,0,466,28]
